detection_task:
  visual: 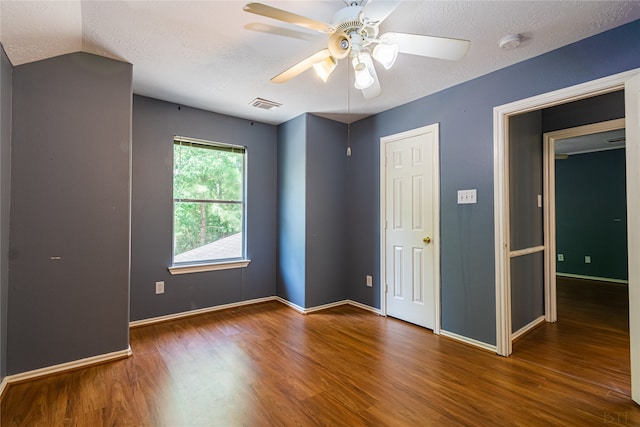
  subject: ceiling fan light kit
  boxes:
[243,1,471,99]
[313,56,337,82]
[372,41,399,70]
[353,55,375,89]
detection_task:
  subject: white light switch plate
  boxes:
[457,189,477,204]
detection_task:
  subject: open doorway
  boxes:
[545,118,627,320]
[513,120,631,396]
[493,69,640,404]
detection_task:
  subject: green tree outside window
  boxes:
[173,138,245,264]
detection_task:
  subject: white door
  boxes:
[382,125,439,330]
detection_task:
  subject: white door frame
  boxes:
[494,68,639,358]
[543,118,626,323]
[380,123,441,334]
[625,73,640,404]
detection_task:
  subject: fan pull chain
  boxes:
[347,57,352,157]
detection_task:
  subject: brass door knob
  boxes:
[423,236,431,244]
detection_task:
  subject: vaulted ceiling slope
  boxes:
[1,1,639,125]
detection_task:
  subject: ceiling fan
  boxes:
[243,1,470,99]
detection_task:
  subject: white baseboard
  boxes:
[440,329,497,354]
[129,296,278,327]
[512,315,546,342]
[346,299,382,315]
[274,296,306,313]
[556,272,628,285]
[0,376,8,400]
[274,297,381,315]
[3,347,132,387]
[130,296,380,326]
[305,299,350,314]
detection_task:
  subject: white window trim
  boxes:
[168,259,251,275]
[172,135,248,267]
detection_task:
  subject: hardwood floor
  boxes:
[2,282,638,426]
[513,276,631,397]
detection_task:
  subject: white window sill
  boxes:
[168,259,251,275]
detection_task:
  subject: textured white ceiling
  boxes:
[1,1,639,125]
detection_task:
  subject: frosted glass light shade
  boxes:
[372,43,398,69]
[313,56,337,82]
[352,56,374,90]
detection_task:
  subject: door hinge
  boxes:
[385,283,388,293]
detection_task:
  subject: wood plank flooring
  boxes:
[513,276,631,397]
[2,279,639,426]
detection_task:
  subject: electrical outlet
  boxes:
[585,256,591,264]
[366,275,373,287]
[557,253,564,262]
[155,281,165,294]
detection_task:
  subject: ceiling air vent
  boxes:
[604,137,626,145]
[250,98,282,111]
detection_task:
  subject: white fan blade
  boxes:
[382,32,470,61]
[360,54,382,99]
[362,1,400,25]
[272,49,332,83]
[244,3,333,33]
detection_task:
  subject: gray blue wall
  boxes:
[509,111,543,252]
[131,96,277,321]
[556,148,628,280]
[542,91,625,133]
[0,45,12,382]
[8,52,131,374]
[277,115,307,307]
[509,110,544,332]
[346,19,640,346]
[277,114,348,308]
[305,115,348,307]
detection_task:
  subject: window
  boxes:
[170,136,248,274]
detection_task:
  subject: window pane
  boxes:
[174,144,243,201]
[173,201,243,263]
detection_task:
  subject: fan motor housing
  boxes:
[332,6,362,33]
[328,31,351,59]
[331,5,378,46]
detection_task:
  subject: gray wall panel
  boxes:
[277,114,348,309]
[346,117,382,307]
[276,115,306,307]
[509,110,543,251]
[0,45,12,381]
[542,91,625,133]
[9,52,131,374]
[305,114,348,307]
[510,252,545,332]
[131,96,277,321]
[556,149,628,280]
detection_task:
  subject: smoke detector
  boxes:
[499,34,522,50]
